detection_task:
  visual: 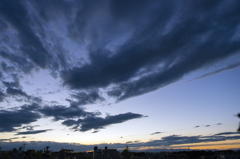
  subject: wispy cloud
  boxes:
[151,132,162,135]
[15,129,52,135]
[187,62,240,83]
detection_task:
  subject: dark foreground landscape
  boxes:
[1,146,240,159]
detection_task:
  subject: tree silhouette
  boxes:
[10,146,24,158]
[46,146,50,152]
[18,146,22,152]
[121,146,131,159]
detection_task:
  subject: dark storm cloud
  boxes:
[15,129,52,135]
[0,51,35,74]
[3,80,21,89]
[0,105,41,132]
[0,19,8,32]
[6,88,28,97]
[20,103,40,111]
[39,104,93,121]
[0,0,68,76]
[34,0,76,23]
[151,132,162,135]
[1,74,42,102]
[2,74,21,89]
[0,0,239,104]
[0,101,144,133]
[70,89,105,106]
[62,112,146,132]
[1,74,32,101]
[3,78,43,102]
[1,61,15,73]
[5,87,42,103]
[0,1,52,69]
[0,91,6,102]
[61,0,240,101]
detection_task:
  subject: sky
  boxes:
[0,0,240,152]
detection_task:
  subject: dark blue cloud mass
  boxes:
[0,106,41,132]
[0,103,145,133]
[0,91,6,102]
[0,0,239,102]
[60,0,240,101]
[62,112,146,132]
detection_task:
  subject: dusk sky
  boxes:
[0,0,240,152]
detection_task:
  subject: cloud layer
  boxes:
[1,131,240,151]
[0,103,145,133]
[0,104,40,132]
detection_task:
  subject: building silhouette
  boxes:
[93,146,121,159]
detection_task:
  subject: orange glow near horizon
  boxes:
[128,139,240,151]
[169,140,240,150]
